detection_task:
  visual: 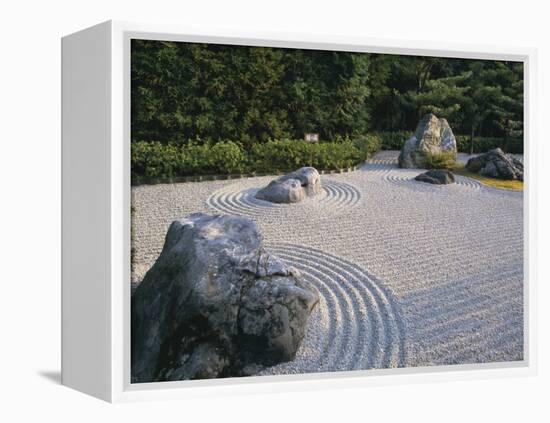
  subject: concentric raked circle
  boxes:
[362,157,484,191]
[259,243,406,375]
[206,179,361,218]
[382,173,484,191]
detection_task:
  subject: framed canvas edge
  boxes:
[107,20,538,403]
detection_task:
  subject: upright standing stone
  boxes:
[398,113,457,168]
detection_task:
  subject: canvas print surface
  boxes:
[130,39,524,383]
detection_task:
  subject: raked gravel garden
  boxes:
[131,150,524,374]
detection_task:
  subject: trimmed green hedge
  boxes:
[131,131,522,183]
[131,140,247,180]
[251,140,358,172]
[376,131,523,154]
[131,135,380,183]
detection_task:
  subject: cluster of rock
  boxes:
[399,114,523,183]
[131,213,319,382]
[399,113,457,169]
[415,169,455,185]
[466,148,523,181]
[255,167,321,203]
[131,115,524,383]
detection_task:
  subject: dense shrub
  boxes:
[131,137,380,183]
[250,140,361,173]
[131,140,247,181]
[203,141,248,174]
[132,41,524,146]
[132,40,371,144]
[375,131,412,151]
[131,141,183,179]
[424,151,457,170]
[353,134,381,160]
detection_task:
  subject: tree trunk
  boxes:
[389,91,394,133]
[469,125,475,155]
[503,117,510,153]
[478,120,484,152]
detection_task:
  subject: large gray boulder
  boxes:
[398,113,457,168]
[131,213,319,383]
[415,169,455,185]
[255,167,321,203]
[466,148,523,181]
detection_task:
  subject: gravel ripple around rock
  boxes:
[131,150,524,373]
[258,243,406,374]
[384,173,483,191]
[206,178,361,219]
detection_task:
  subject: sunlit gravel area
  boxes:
[132,150,524,373]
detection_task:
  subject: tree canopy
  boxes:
[131,40,523,146]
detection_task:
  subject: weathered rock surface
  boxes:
[255,167,321,203]
[415,169,456,185]
[398,113,457,168]
[131,213,319,383]
[466,148,523,181]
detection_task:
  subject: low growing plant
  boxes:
[423,151,457,170]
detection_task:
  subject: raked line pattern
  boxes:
[259,243,406,374]
[131,150,524,372]
[206,178,361,219]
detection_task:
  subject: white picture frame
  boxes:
[61,20,538,403]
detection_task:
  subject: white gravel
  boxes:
[132,150,524,373]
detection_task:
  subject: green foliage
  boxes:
[423,151,457,170]
[132,40,371,145]
[367,55,524,141]
[131,141,182,179]
[205,141,248,174]
[455,135,523,154]
[130,40,525,176]
[352,134,381,160]
[375,131,412,150]
[131,139,374,182]
[406,73,470,121]
[131,140,246,181]
[250,140,361,173]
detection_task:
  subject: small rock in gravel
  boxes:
[415,169,456,185]
[255,167,321,203]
